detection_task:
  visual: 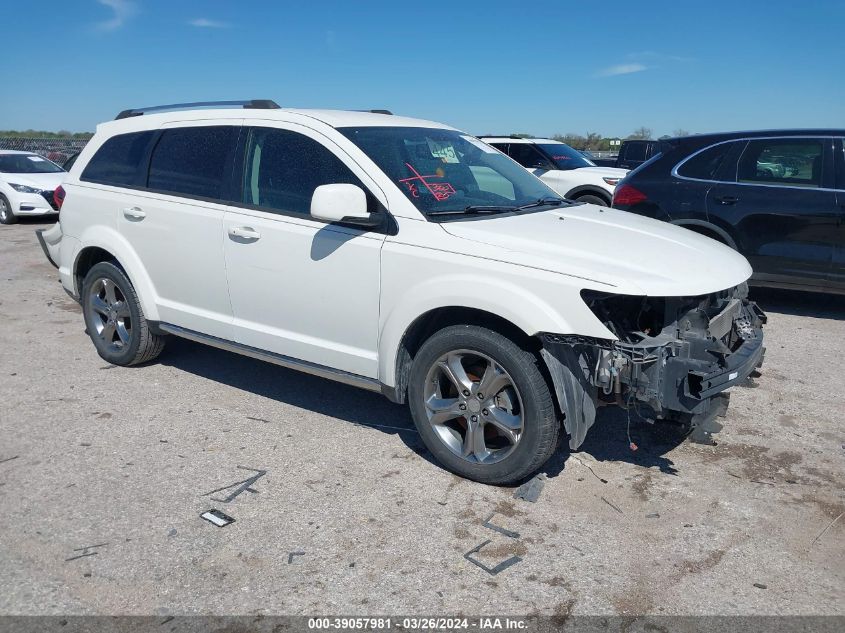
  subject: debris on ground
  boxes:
[601,496,624,515]
[809,511,843,549]
[463,540,522,576]
[202,466,267,503]
[753,583,768,589]
[513,474,546,503]
[482,513,520,539]
[65,543,108,562]
[200,510,235,527]
[570,455,608,483]
[288,551,305,564]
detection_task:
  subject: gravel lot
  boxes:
[1,219,843,618]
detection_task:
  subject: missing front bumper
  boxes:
[541,294,766,449]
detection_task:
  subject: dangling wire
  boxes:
[626,393,638,452]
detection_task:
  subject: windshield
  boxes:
[536,144,595,170]
[338,127,562,215]
[0,153,64,174]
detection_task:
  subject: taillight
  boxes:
[54,185,66,211]
[612,183,647,207]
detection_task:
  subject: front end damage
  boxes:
[541,283,766,448]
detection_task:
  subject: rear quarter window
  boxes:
[676,143,731,180]
[80,131,155,187]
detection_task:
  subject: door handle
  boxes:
[714,196,739,206]
[122,206,146,220]
[228,226,261,240]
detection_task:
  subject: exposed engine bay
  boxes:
[541,283,766,448]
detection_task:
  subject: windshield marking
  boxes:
[398,163,456,202]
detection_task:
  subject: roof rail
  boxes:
[115,99,281,120]
[477,135,531,140]
[354,109,393,115]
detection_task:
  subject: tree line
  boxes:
[549,127,691,151]
[0,130,93,139]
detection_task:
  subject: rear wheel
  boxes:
[408,325,558,485]
[81,261,166,366]
[0,195,17,225]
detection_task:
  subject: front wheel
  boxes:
[408,325,558,485]
[0,194,17,225]
[81,261,166,366]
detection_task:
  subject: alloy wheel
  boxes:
[423,349,524,464]
[88,278,132,352]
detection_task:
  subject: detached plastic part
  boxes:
[540,344,597,450]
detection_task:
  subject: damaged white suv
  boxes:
[39,100,765,484]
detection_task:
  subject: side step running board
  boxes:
[159,323,381,393]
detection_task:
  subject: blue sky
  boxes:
[4,0,844,137]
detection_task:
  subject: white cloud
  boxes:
[96,0,136,31]
[596,63,648,77]
[189,18,230,28]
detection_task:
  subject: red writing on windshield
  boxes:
[399,163,456,201]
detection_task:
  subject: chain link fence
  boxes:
[0,138,90,165]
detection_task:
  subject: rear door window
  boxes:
[147,126,239,199]
[736,138,825,188]
[80,131,155,187]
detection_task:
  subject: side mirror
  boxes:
[311,183,376,226]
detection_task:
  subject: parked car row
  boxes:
[478,136,627,206]
[34,100,767,484]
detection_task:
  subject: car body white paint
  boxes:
[49,107,753,390]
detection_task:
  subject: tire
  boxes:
[575,194,609,207]
[0,194,17,225]
[81,261,166,366]
[408,325,558,485]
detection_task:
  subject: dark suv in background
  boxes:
[591,139,663,170]
[612,130,845,294]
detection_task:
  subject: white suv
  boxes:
[478,137,628,206]
[39,100,765,484]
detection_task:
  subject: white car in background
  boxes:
[479,137,628,206]
[0,150,64,224]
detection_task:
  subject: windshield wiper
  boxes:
[427,205,516,217]
[515,197,569,211]
[427,197,572,217]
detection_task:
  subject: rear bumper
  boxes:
[35,222,63,269]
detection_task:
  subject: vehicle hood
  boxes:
[3,172,65,191]
[439,204,753,296]
[575,166,628,179]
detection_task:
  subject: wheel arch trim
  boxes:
[564,185,612,204]
[72,227,160,322]
[378,277,578,390]
[670,219,738,250]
